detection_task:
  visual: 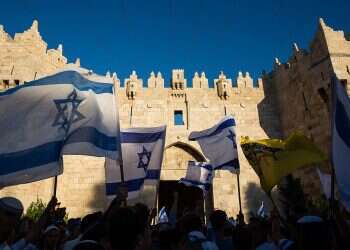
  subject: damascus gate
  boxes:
[1,18,350,218]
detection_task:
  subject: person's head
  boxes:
[74,240,105,250]
[209,210,227,232]
[296,216,329,250]
[43,225,60,249]
[67,218,81,239]
[178,213,203,235]
[108,206,149,250]
[133,203,151,250]
[0,197,23,243]
[81,212,103,234]
[17,217,34,239]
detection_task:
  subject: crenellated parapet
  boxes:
[236,71,254,88]
[192,72,208,88]
[148,71,164,88]
[125,70,143,99]
[0,25,11,42]
[13,20,48,54]
[0,20,72,87]
[214,71,232,99]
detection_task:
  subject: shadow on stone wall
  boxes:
[244,182,272,219]
[87,183,108,213]
[257,78,282,139]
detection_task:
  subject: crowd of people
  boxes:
[0,186,350,250]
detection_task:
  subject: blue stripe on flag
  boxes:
[0,141,63,175]
[198,163,212,171]
[106,178,145,195]
[65,127,118,150]
[335,99,350,148]
[215,158,240,170]
[122,131,165,143]
[146,170,161,179]
[190,118,236,140]
[180,179,210,191]
[0,71,113,96]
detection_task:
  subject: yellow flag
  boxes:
[240,132,328,193]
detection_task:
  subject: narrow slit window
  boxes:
[174,110,184,125]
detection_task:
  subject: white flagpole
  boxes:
[112,83,127,206]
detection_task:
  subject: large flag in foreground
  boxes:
[241,132,327,193]
[179,161,213,194]
[189,116,239,173]
[105,126,166,199]
[0,69,120,187]
[331,78,350,211]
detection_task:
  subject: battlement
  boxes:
[0,20,77,86]
[270,18,350,81]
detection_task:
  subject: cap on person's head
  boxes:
[0,197,24,216]
[297,216,323,224]
[44,225,59,234]
[74,240,104,250]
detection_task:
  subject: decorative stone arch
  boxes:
[165,141,206,162]
[159,141,214,218]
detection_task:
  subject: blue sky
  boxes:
[1,0,349,87]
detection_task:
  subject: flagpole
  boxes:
[224,103,244,221]
[236,173,243,216]
[53,176,58,197]
[112,83,127,206]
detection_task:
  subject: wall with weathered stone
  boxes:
[261,18,350,196]
[3,18,348,218]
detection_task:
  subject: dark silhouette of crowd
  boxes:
[1,187,350,250]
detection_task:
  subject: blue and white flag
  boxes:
[179,161,213,193]
[158,206,169,224]
[316,168,331,199]
[257,201,266,218]
[332,77,350,211]
[105,126,166,199]
[189,116,239,173]
[0,69,120,187]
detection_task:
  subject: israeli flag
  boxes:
[179,161,213,193]
[189,116,239,173]
[158,206,169,224]
[332,77,350,211]
[105,126,166,199]
[257,201,266,218]
[316,168,331,199]
[0,69,120,187]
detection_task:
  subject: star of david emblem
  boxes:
[227,130,237,149]
[52,89,85,134]
[137,146,152,172]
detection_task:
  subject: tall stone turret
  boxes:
[125,70,142,99]
[215,71,232,99]
[171,69,186,89]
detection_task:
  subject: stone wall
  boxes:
[262,18,350,195]
[2,18,349,218]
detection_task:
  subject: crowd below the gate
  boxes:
[1,186,350,250]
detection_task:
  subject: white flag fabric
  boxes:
[257,201,266,218]
[179,161,213,193]
[158,206,169,224]
[316,168,331,199]
[0,69,120,187]
[105,126,166,199]
[189,116,239,173]
[331,77,350,211]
